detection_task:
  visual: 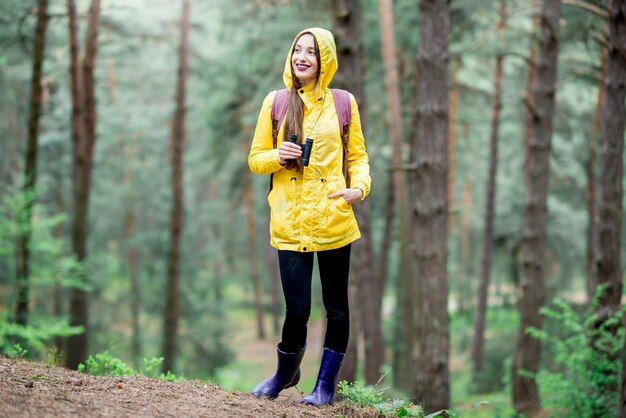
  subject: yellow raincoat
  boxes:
[248,28,371,252]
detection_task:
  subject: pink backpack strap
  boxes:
[330,89,352,184]
[330,89,351,141]
[271,89,289,148]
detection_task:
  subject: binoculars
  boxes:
[289,134,314,167]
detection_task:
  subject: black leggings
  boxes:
[277,244,351,354]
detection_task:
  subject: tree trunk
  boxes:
[264,229,281,337]
[67,0,101,370]
[332,0,370,384]
[15,0,49,326]
[457,183,473,315]
[162,0,189,373]
[123,182,142,367]
[596,0,625,372]
[447,56,460,224]
[377,0,412,388]
[52,168,65,355]
[210,181,223,304]
[412,0,450,412]
[245,170,266,340]
[471,0,506,378]
[512,0,561,415]
[597,2,626,416]
[585,42,606,304]
[523,0,541,181]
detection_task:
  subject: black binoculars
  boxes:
[289,134,314,167]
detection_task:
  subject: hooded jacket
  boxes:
[248,27,371,252]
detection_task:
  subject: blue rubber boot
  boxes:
[251,345,305,399]
[300,347,344,406]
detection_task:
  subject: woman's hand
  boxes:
[277,141,302,165]
[328,188,363,205]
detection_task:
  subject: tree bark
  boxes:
[332,0,370,384]
[585,40,606,304]
[66,0,101,370]
[162,0,189,373]
[123,167,142,367]
[245,170,266,340]
[412,0,450,412]
[15,0,49,326]
[264,229,281,337]
[512,0,561,415]
[471,0,507,378]
[447,56,460,226]
[592,0,624,313]
[377,0,413,388]
[597,3,626,416]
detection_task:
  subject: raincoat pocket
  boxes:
[267,182,294,243]
[324,181,353,238]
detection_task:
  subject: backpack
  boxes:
[269,88,352,192]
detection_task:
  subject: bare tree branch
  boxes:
[563,0,609,19]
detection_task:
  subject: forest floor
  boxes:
[0,356,380,418]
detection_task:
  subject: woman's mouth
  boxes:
[296,64,310,71]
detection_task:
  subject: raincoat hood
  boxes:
[283,28,338,94]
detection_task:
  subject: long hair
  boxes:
[284,32,321,171]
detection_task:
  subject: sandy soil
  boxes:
[0,356,379,418]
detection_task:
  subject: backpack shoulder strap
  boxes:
[271,89,289,148]
[330,88,352,140]
[330,88,352,184]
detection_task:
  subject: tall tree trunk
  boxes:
[123,181,142,366]
[512,0,561,415]
[597,2,626,416]
[412,0,450,412]
[15,0,49,326]
[523,0,541,181]
[596,1,626,412]
[608,6,626,418]
[586,19,609,303]
[52,161,65,355]
[210,182,224,304]
[264,229,281,336]
[471,0,506,378]
[447,56,460,224]
[245,170,266,340]
[457,183,473,315]
[162,0,189,373]
[332,0,370,384]
[376,0,414,390]
[67,0,101,370]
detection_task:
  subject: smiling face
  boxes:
[291,33,319,87]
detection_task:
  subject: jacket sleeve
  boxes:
[248,91,284,175]
[346,93,371,200]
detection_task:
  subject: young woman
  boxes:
[247,27,370,406]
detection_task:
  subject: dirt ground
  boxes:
[0,356,380,418]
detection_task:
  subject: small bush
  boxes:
[528,293,625,418]
[78,352,184,382]
[337,380,425,417]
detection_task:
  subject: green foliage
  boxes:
[337,380,425,417]
[78,351,135,376]
[338,379,490,418]
[78,352,185,382]
[5,343,27,358]
[527,293,625,418]
[0,315,83,359]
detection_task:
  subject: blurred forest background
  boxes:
[1,0,625,417]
